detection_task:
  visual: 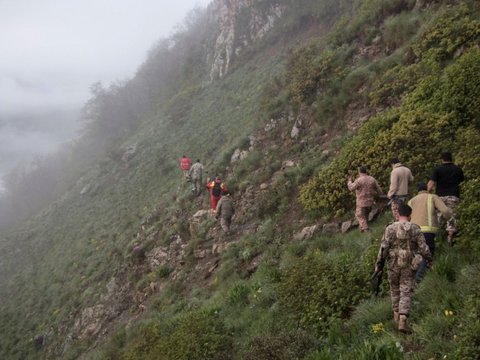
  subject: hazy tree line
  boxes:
[0,6,214,227]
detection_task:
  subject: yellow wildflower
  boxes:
[371,322,384,333]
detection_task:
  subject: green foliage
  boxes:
[277,250,369,335]
[382,12,421,50]
[122,310,232,360]
[411,4,480,63]
[301,46,480,217]
[242,329,318,360]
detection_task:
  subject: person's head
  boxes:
[441,151,453,162]
[215,176,221,181]
[390,158,400,166]
[358,166,367,174]
[223,190,231,196]
[196,159,200,163]
[417,182,428,192]
[397,203,412,218]
[182,155,187,158]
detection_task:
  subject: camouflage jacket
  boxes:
[376,221,432,270]
[216,195,235,219]
[189,162,203,179]
[347,174,383,207]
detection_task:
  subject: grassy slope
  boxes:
[1,0,479,359]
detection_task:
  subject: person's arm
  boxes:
[347,178,357,191]
[428,168,439,192]
[434,196,452,220]
[375,180,383,195]
[409,169,414,182]
[375,227,391,271]
[387,171,397,198]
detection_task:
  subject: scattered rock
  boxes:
[322,149,331,157]
[264,118,278,132]
[193,209,210,219]
[368,207,380,222]
[282,160,296,169]
[322,222,340,234]
[291,124,300,139]
[293,225,320,241]
[231,148,249,163]
[260,183,269,190]
[341,221,353,234]
[194,249,207,259]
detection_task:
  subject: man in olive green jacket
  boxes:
[216,191,234,234]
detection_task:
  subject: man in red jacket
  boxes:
[207,176,227,213]
[179,155,192,179]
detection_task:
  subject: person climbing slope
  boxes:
[189,159,204,196]
[207,176,227,214]
[179,155,192,180]
[216,191,235,235]
[347,166,384,232]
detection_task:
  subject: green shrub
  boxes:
[277,250,369,336]
[122,310,232,360]
[242,329,318,360]
[383,12,421,50]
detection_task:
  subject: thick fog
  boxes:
[0,0,210,191]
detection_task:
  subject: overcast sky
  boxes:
[0,0,211,188]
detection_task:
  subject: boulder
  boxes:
[260,183,269,190]
[322,222,340,234]
[293,225,320,241]
[341,221,353,234]
[193,210,210,219]
[282,160,296,169]
[121,143,137,163]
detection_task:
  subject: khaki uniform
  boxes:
[189,162,204,195]
[388,164,414,199]
[376,222,432,316]
[216,195,234,233]
[348,174,383,231]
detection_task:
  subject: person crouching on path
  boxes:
[180,155,192,180]
[347,166,384,232]
[375,203,432,333]
[216,191,234,234]
[207,176,227,214]
[408,182,451,283]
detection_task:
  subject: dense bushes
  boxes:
[277,250,370,335]
[121,310,232,360]
[301,41,480,217]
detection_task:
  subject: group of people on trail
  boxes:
[348,152,464,334]
[179,155,234,234]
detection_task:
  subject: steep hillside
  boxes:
[1,0,480,359]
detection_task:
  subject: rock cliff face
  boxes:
[208,0,285,80]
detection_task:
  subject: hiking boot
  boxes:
[398,315,412,334]
[393,311,399,325]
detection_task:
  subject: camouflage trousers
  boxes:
[355,206,371,231]
[191,178,202,195]
[388,267,415,316]
[220,217,232,233]
[439,196,460,237]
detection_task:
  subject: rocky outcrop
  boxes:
[208,0,285,80]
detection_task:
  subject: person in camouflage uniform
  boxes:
[427,152,464,245]
[348,166,383,232]
[375,203,432,333]
[188,159,204,196]
[215,191,235,234]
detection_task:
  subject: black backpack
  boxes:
[212,181,222,197]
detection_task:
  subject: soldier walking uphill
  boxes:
[189,160,204,196]
[408,182,451,283]
[216,191,235,235]
[207,176,227,214]
[375,203,432,333]
[427,152,464,245]
[388,158,414,219]
[179,155,192,180]
[347,166,384,232]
